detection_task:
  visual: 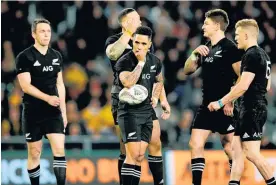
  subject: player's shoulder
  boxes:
[16,46,33,61]
[106,33,122,43]
[48,48,62,58]
[222,37,237,48]
[117,50,133,62]
[148,52,161,63]
[245,46,261,57]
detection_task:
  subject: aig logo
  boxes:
[43,66,53,72]
[142,74,150,79]
[204,57,213,63]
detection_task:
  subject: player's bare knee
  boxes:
[223,143,232,157]
[52,147,65,157]
[150,138,161,150]
[243,148,259,163]
[137,154,145,163]
[189,139,203,151]
[28,147,41,161]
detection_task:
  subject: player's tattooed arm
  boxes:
[106,33,133,61]
[119,62,145,88]
[152,72,164,101]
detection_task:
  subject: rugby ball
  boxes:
[119,84,148,105]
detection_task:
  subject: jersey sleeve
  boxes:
[114,56,132,74]
[105,35,118,51]
[226,45,243,65]
[242,52,260,74]
[56,51,63,72]
[15,52,31,75]
[156,57,162,76]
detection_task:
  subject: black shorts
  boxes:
[117,111,153,144]
[111,93,158,125]
[22,104,64,142]
[192,105,236,134]
[111,93,119,125]
[235,102,267,142]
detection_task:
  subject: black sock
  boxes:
[266,177,276,185]
[132,165,141,185]
[191,158,205,185]
[229,160,232,172]
[148,155,164,185]
[229,180,240,185]
[121,163,141,185]
[28,165,40,185]
[118,154,126,185]
[53,156,67,185]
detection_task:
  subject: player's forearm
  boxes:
[120,63,145,88]
[106,33,132,61]
[221,84,247,105]
[267,76,271,91]
[57,83,66,115]
[152,82,163,100]
[159,86,167,102]
[184,53,199,75]
[22,84,50,102]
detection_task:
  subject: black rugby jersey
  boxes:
[240,45,271,105]
[105,33,154,93]
[115,51,162,111]
[198,37,243,105]
[15,46,63,116]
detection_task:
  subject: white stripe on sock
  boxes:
[121,168,141,176]
[29,170,40,177]
[148,159,163,162]
[53,165,67,168]
[267,179,276,185]
[191,163,205,166]
[191,169,204,171]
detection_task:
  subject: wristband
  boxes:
[125,29,133,37]
[218,99,224,108]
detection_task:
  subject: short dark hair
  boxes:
[205,9,229,31]
[134,26,152,40]
[32,18,51,33]
[117,8,135,25]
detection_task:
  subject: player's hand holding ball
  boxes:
[47,95,60,107]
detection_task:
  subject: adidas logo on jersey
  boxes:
[243,132,250,139]
[33,60,41,66]
[227,124,234,131]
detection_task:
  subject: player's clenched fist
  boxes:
[47,96,60,107]
[193,45,210,56]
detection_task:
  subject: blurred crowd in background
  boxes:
[1,1,276,150]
